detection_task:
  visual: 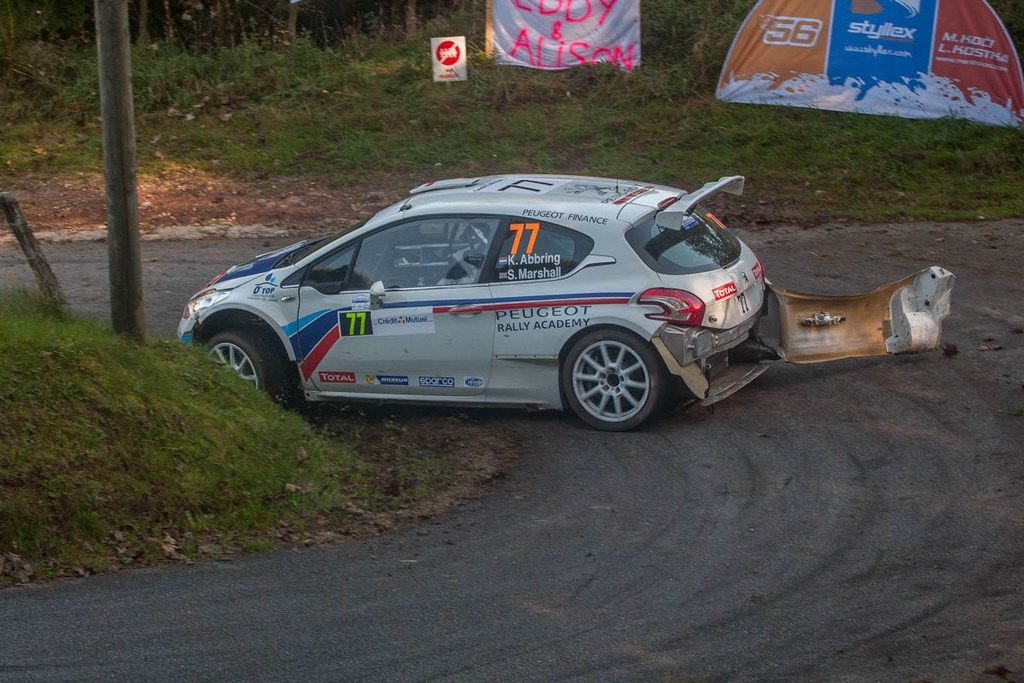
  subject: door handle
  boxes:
[447,304,484,315]
[280,295,296,303]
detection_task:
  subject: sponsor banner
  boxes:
[491,0,640,71]
[318,370,356,384]
[717,0,1024,127]
[431,36,468,82]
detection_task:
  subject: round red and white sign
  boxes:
[435,40,460,66]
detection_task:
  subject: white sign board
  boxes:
[490,0,640,71]
[431,36,467,82]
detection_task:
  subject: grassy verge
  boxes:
[2,10,1023,222]
[0,293,513,586]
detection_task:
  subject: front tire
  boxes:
[560,329,668,431]
[208,329,302,408]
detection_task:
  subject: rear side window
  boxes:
[492,220,594,283]
[626,208,741,275]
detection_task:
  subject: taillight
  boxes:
[638,288,705,327]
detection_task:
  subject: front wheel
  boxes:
[208,329,302,408]
[560,329,669,431]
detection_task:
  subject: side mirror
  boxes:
[369,280,386,309]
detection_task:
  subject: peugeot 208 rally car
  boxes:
[179,175,954,431]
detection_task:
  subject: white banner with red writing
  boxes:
[491,0,640,71]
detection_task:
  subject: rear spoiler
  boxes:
[655,176,745,230]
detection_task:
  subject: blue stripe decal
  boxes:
[282,308,331,336]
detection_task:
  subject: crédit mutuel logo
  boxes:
[849,0,920,42]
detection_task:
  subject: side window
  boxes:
[493,220,594,283]
[304,245,355,295]
[347,217,499,290]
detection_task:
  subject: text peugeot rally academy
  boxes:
[180,175,954,430]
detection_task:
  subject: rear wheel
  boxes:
[561,329,668,431]
[208,329,302,408]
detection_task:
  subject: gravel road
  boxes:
[1,220,1022,680]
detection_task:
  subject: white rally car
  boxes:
[179,175,954,430]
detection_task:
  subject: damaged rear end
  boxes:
[640,176,956,406]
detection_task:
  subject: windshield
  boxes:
[274,220,367,268]
[626,208,741,275]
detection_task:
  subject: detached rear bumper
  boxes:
[652,266,955,405]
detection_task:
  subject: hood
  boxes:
[208,240,311,287]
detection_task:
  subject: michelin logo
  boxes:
[366,374,409,386]
[419,376,455,388]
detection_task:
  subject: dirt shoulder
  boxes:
[0,168,792,245]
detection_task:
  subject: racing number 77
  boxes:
[341,310,371,336]
[509,222,540,255]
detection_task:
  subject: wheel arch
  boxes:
[193,307,296,361]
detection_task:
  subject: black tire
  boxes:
[560,328,670,431]
[208,328,303,408]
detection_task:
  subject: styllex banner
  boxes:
[490,0,640,71]
[717,0,1024,127]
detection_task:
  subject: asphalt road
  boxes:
[2,220,1023,681]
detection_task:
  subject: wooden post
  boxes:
[0,193,67,308]
[485,0,494,58]
[95,0,146,341]
[286,1,300,44]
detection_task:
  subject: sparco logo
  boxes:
[419,376,455,388]
[761,15,823,48]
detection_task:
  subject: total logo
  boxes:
[419,376,455,388]
[318,370,356,384]
[713,281,738,301]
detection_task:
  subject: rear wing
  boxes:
[655,176,745,230]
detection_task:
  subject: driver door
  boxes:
[295,216,501,397]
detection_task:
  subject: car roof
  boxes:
[400,174,684,224]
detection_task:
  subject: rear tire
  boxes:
[208,329,303,408]
[560,329,669,431]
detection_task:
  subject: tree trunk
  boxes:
[137,0,149,43]
[163,0,174,41]
[405,0,417,36]
[287,2,300,44]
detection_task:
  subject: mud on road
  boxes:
[1,219,1022,680]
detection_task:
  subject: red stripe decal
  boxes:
[433,297,630,314]
[299,324,341,380]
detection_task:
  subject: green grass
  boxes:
[0,293,466,584]
[1,8,1023,222]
